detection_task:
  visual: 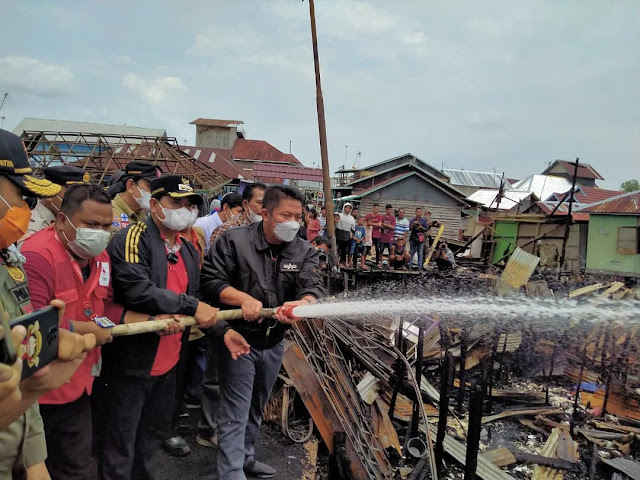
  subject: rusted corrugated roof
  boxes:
[232,139,302,165]
[252,163,322,183]
[579,190,640,214]
[546,186,622,204]
[535,202,590,221]
[542,160,604,180]
[180,145,252,181]
[189,118,243,127]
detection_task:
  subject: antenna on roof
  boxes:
[0,93,8,127]
[352,151,361,169]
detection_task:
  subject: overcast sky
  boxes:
[1,0,638,190]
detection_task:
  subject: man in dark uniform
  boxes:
[101,175,247,480]
[201,185,326,480]
[109,161,162,236]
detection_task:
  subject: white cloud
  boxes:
[0,56,74,96]
[122,73,188,105]
[111,54,134,65]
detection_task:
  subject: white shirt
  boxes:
[195,212,223,251]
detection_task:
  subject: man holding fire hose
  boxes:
[201,185,327,480]
[101,175,250,480]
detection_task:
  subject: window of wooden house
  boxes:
[617,226,640,254]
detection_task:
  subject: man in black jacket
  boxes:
[201,185,326,480]
[101,175,244,480]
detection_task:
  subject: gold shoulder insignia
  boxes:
[124,222,147,263]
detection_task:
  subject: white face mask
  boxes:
[158,204,197,231]
[273,220,299,243]
[133,184,152,212]
[63,217,110,259]
[248,209,263,224]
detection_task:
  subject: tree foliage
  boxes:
[620,179,640,192]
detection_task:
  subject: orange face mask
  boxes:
[0,195,31,249]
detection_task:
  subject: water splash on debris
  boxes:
[293,296,640,324]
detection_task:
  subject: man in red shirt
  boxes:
[379,204,397,266]
[102,175,249,480]
[364,203,383,267]
[22,184,116,479]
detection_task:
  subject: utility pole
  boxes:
[0,93,8,127]
[308,0,338,265]
[559,158,579,274]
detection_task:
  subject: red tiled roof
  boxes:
[579,190,640,214]
[548,186,621,204]
[232,139,302,165]
[189,118,243,127]
[252,163,323,183]
[180,145,252,181]
[543,160,604,180]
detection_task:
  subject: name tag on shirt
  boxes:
[281,262,300,273]
[99,262,110,287]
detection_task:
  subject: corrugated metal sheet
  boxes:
[602,458,640,480]
[512,175,573,200]
[579,190,640,214]
[498,248,541,294]
[443,169,512,189]
[468,190,534,210]
[252,163,323,183]
[426,425,516,480]
[232,139,302,165]
[189,118,244,127]
[13,117,166,138]
[546,186,622,204]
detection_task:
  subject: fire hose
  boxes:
[109,305,300,337]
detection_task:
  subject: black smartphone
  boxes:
[10,306,59,380]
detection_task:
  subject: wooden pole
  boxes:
[308,0,338,267]
[559,157,579,273]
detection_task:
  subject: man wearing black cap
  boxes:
[101,175,249,480]
[110,161,162,236]
[26,165,90,237]
[0,128,98,478]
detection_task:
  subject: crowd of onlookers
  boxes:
[296,202,457,272]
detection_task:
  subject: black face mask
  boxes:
[315,247,328,263]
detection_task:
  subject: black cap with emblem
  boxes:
[125,161,162,182]
[0,128,60,198]
[150,175,203,206]
[44,165,91,186]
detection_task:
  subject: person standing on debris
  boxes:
[22,183,116,479]
[408,207,429,270]
[100,175,234,480]
[351,215,366,269]
[394,207,410,243]
[25,165,91,239]
[379,204,396,267]
[197,182,267,451]
[201,185,327,480]
[365,203,383,266]
[195,192,243,253]
[0,128,97,479]
[109,161,162,236]
[336,202,355,267]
